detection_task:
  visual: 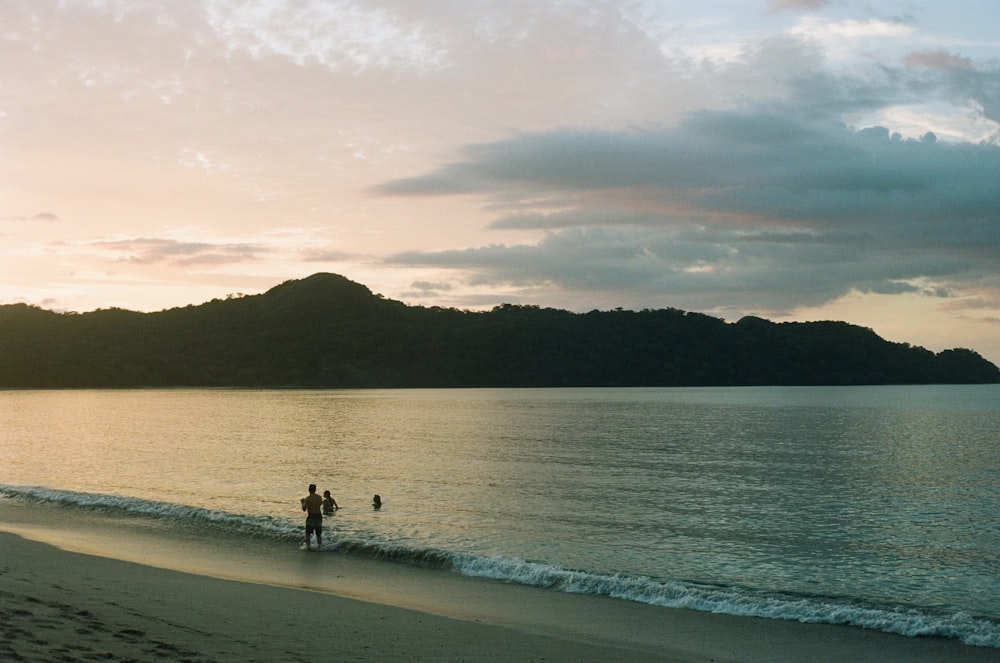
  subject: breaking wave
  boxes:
[4,485,998,648]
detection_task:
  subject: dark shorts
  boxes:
[305,513,323,535]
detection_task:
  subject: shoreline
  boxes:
[2,497,997,662]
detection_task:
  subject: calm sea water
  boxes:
[2,386,999,646]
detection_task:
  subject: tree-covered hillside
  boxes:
[1,273,997,387]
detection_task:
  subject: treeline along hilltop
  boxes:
[1,273,997,388]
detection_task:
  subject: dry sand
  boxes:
[1,497,997,662]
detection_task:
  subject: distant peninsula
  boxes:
[1,272,997,388]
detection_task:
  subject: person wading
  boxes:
[300,484,324,550]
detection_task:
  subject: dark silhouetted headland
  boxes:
[1,273,997,387]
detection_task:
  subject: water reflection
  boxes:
[2,385,999,616]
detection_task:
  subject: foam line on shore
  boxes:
[4,484,1000,649]
[2,495,998,662]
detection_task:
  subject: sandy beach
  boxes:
[2,497,997,663]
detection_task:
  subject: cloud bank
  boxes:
[377,41,1000,318]
[3,0,1000,360]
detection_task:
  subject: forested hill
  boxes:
[1,272,997,388]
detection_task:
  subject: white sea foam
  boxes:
[3,484,999,648]
[0,484,300,541]
[448,552,1000,647]
[4,386,1000,650]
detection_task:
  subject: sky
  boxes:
[2,0,1000,365]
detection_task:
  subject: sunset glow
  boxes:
[2,1,999,363]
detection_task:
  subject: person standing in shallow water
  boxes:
[322,490,338,516]
[301,484,324,550]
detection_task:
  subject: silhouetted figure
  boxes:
[301,483,323,550]
[322,490,339,516]
[372,494,382,510]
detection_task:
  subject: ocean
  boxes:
[2,385,999,647]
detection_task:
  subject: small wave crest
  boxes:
[4,484,998,648]
[448,554,1000,648]
[0,484,300,542]
[330,538,456,568]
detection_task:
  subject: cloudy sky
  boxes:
[3,0,1000,364]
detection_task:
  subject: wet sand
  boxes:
[1,498,996,662]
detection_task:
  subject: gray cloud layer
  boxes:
[378,58,1000,316]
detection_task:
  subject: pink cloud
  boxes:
[903,50,973,70]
